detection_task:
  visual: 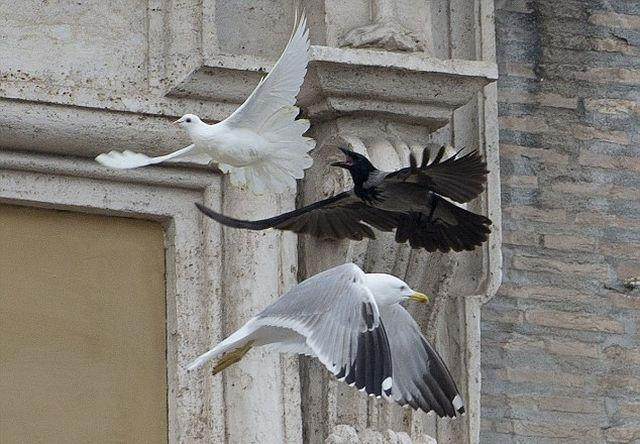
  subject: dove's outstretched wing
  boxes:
[217,11,315,193]
[222,12,310,130]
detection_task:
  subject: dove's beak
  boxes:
[173,118,182,125]
[409,292,430,303]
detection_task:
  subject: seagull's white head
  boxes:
[174,114,202,129]
[364,273,429,306]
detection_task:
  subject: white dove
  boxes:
[96,13,314,194]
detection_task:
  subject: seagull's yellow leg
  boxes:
[212,341,254,375]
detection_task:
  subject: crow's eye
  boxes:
[186,118,192,123]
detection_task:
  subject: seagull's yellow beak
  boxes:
[409,292,430,303]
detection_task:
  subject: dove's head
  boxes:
[174,114,202,129]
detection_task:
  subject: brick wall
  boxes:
[481,0,640,442]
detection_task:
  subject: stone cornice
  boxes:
[0,46,497,159]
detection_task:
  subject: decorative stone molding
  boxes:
[0,1,500,443]
[297,109,501,443]
[0,151,300,444]
[339,0,426,52]
[326,424,434,444]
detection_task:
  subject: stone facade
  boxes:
[0,1,501,443]
[482,0,640,443]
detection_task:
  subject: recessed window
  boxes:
[0,205,167,443]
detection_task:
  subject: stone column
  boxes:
[216,180,301,443]
[294,1,501,441]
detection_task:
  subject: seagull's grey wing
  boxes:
[196,192,401,241]
[256,263,393,397]
[380,304,465,417]
[223,12,309,129]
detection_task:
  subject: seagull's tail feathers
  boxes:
[224,105,314,194]
[96,144,210,170]
[186,322,258,372]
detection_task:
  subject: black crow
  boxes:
[196,146,492,252]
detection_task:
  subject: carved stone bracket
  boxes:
[326,424,435,444]
[297,113,499,443]
[339,0,426,52]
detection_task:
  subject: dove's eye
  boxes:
[186,118,192,123]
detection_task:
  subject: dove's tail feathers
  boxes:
[95,150,160,169]
[187,322,257,372]
[95,144,207,170]
[220,159,308,194]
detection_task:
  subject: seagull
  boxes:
[187,263,465,417]
[195,146,492,252]
[95,12,314,194]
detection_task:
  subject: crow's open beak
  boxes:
[409,292,430,303]
[330,147,354,168]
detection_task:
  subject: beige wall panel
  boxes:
[0,205,167,444]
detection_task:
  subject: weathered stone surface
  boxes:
[483,1,640,442]
[1,1,501,443]
[524,310,625,334]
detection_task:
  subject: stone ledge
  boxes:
[0,47,497,158]
[174,46,498,129]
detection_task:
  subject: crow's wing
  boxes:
[195,192,401,241]
[394,195,492,252]
[388,146,488,203]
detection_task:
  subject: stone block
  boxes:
[574,213,639,231]
[578,152,640,173]
[574,68,640,85]
[511,256,610,278]
[503,206,567,223]
[605,425,640,443]
[503,175,539,189]
[569,125,630,145]
[608,292,640,311]
[536,396,604,414]
[510,420,604,440]
[499,90,579,109]
[500,115,551,133]
[524,309,625,334]
[542,234,598,253]
[589,12,640,31]
[500,144,570,165]
[501,62,538,79]
[584,99,639,117]
[503,230,541,247]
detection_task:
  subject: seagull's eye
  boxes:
[186,118,192,123]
